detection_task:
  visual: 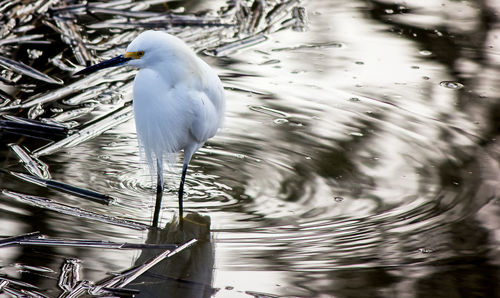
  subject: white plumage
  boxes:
[129,32,224,177]
[76,30,225,225]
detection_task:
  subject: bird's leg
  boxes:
[152,159,163,228]
[178,162,188,227]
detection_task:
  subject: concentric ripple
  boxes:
[107,155,240,220]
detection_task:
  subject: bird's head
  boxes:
[122,30,164,68]
[74,30,185,76]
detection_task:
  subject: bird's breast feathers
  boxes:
[133,68,222,149]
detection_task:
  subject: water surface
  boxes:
[0,0,499,297]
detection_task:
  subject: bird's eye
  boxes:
[137,51,145,57]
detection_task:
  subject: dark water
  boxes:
[1,0,500,297]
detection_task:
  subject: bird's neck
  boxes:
[151,54,203,88]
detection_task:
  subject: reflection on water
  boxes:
[133,213,214,297]
[0,0,500,297]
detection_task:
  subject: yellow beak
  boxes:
[123,51,144,59]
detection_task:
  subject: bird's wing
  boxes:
[188,90,219,144]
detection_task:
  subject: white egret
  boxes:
[75,30,225,226]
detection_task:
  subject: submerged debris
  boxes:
[0,231,196,297]
[0,277,46,298]
[58,258,82,293]
[0,56,63,85]
[1,190,148,230]
[0,231,43,248]
[0,231,178,250]
[17,237,178,250]
[208,34,268,57]
[0,115,68,140]
[54,239,198,297]
[9,144,51,179]
[34,104,134,157]
[9,171,113,205]
[91,239,198,292]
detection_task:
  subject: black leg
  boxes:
[152,168,163,228]
[178,163,188,226]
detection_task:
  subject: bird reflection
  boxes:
[131,213,215,298]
